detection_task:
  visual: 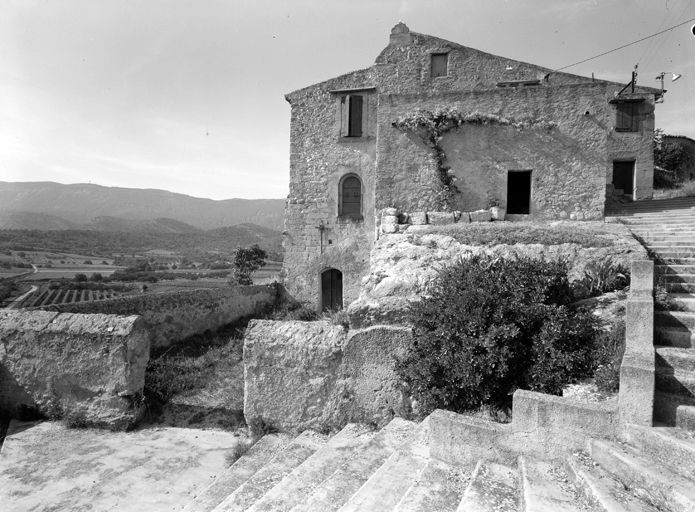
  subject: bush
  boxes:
[573,257,630,300]
[230,245,267,286]
[396,254,600,415]
[593,318,626,394]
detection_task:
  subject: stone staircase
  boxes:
[180,413,695,511]
[609,197,695,430]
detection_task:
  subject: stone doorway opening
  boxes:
[320,268,343,312]
[612,161,635,198]
[507,170,532,214]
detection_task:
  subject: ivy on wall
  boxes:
[392,108,556,210]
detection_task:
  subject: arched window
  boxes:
[340,175,362,217]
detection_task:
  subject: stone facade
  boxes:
[283,23,659,309]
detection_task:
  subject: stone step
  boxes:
[247,424,376,512]
[564,452,656,512]
[182,434,293,512]
[656,346,695,372]
[654,391,695,430]
[659,275,695,284]
[622,423,695,480]
[656,266,695,278]
[655,326,693,348]
[518,456,580,511]
[394,458,471,512]
[666,283,695,294]
[655,311,695,330]
[664,294,695,313]
[655,365,695,399]
[648,250,695,260]
[456,460,519,512]
[643,241,695,248]
[212,430,328,512]
[589,438,695,512]
[290,417,417,512]
[338,449,429,511]
[338,418,431,512]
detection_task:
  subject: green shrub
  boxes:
[573,257,630,300]
[322,307,350,329]
[247,416,278,440]
[396,254,600,415]
[593,318,626,394]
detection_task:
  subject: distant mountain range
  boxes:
[0,181,285,231]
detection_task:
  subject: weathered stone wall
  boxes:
[377,84,653,219]
[0,310,149,429]
[664,135,695,181]
[37,286,275,348]
[243,320,411,432]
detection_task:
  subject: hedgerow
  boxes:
[396,254,603,416]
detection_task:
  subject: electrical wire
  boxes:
[637,0,683,66]
[642,0,694,70]
[554,15,695,71]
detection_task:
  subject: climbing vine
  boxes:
[392,108,556,210]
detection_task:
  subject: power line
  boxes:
[638,0,684,65]
[642,0,694,70]
[555,15,695,71]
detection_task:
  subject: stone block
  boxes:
[410,212,427,225]
[619,353,655,427]
[630,260,654,298]
[457,211,471,223]
[427,211,455,225]
[244,320,346,432]
[0,310,150,430]
[381,215,399,225]
[381,223,398,234]
[469,210,492,222]
[382,207,399,216]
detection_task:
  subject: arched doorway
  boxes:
[321,268,343,312]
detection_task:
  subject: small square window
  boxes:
[431,53,448,78]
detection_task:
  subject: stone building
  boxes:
[282,23,660,311]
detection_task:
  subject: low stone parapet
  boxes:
[243,320,412,432]
[0,310,150,429]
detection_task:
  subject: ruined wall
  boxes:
[243,320,411,432]
[0,310,149,429]
[38,286,275,348]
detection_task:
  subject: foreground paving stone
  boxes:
[0,420,240,512]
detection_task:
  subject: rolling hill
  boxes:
[0,181,285,231]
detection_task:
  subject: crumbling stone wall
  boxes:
[243,320,411,432]
[38,285,275,348]
[0,310,149,429]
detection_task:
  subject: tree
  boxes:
[89,273,103,282]
[74,273,88,282]
[654,128,690,188]
[229,245,267,285]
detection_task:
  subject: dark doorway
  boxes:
[612,161,634,195]
[321,269,343,312]
[507,171,532,214]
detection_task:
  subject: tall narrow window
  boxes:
[431,53,448,77]
[341,95,363,137]
[615,102,638,132]
[340,175,362,216]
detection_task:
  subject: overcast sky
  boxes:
[2,0,694,200]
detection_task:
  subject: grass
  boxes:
[433,222,616,248]
[652,180,695,200]
[225,440,253,467]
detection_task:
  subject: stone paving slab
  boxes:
[0,419,240,512]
